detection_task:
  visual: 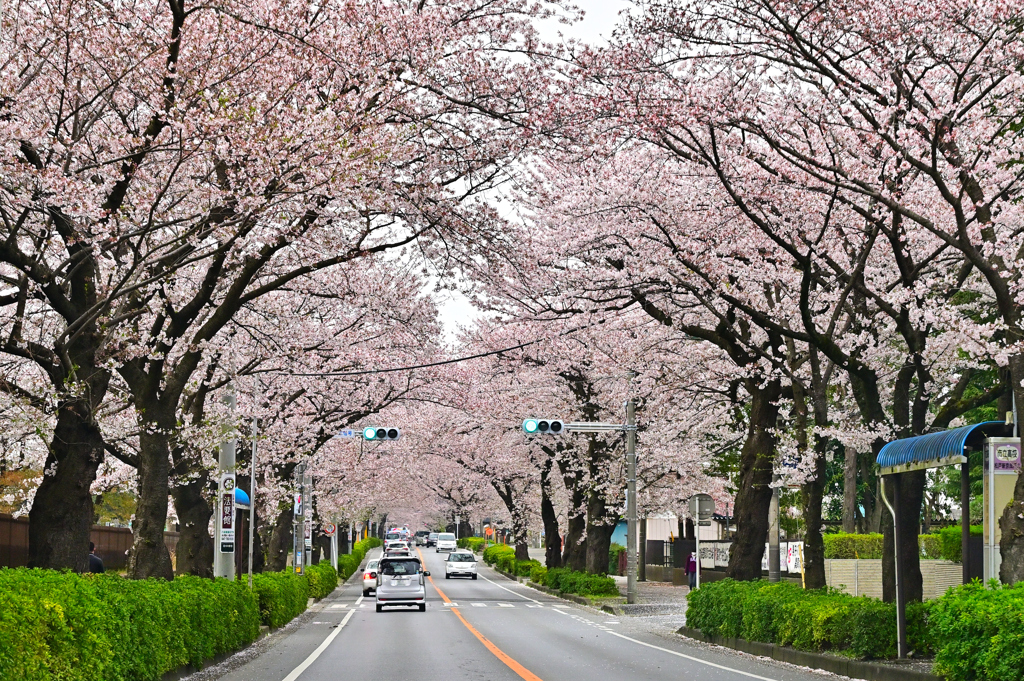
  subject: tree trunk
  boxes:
[881,470,925,603]
[558,462,587,571]
[170,469,214,577]
[540,458,562,568]
[28,397,107,571]
[998,354,1024,584]
[128,424,174,580]
[843,445,858,533]
[266,505,294,572]
[585,490,616,574]
[639,516,646,581]
[726,380,781,580]
[802,349,829,590]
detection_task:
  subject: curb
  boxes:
[675,626,943,681]
[524,580,599,608]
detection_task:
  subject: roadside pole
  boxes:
[293,462,305,574]
[625,374,638,605]
[303,469,313,566]
[768,474,780,583]
[215,383,237,580]
[248,415,256,589]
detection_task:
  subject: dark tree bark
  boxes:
[560,472,587,571]
[170,473,214,577]
[882,470,926,603]
[726,380,782,580]
[843,444,858,534]
[1000,354,1024,584]
[128,419,175,580]
[540,455,562,569]
[585,491,616,574]
[266,506,294,572]
[29,396,108,571]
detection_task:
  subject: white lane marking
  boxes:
[355,596,364,605]
[497,603,514,608]
[281,608,355,681]
[553,604,570,609]
[359,604,366,609]
[605,621,620,624]
[478,573,542,604]
[443,602,458,607]
[549,609,778,681]
[329,604,347,609]
[526,604,543,608]
[471,603,487,607]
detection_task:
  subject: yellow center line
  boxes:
[417,547,543,681]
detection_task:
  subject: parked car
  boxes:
[414,530,430,546]
[362,559,380,596]
[435,532,457,553]
[376,556,429,612]
[427,532,438,547]
[445,551,477,580]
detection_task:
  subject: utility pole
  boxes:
[247,415,256,588]
[768,474,781,582]
[293,462,306,574]
[214,383,237,580]
[626,372,638,605]
[303,468,313,566]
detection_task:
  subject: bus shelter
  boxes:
[876,420,1015,657]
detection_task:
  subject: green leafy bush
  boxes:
[929,581,1024,681]
[495,552,517,573]
[458,537,487,552]
[305,563,338,599]
[337,536,383,581]
[932,525,983,563]
[530,564,548,584]
[251,571,309,628]
[919,533,942,559]
[483,544,515,565]
[608,543,626,575]
[686,579,933,660]
[823,533,884,559]
[514,559,541,577]
[0,568,259,681]
[543,568,619,597]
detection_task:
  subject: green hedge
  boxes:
[338,536,382,581]
[609,543,626,575]
[543,568,619,597]
[929,581,1024,681]
[305,563,338,599]
[0,568,259,681]
[823,533,885,559]
[458,537,487,552]
[932,525,983,563]
[483,544,515,565]
[251,571,309,628]
[530,564,548,584]
[686,579,932,660]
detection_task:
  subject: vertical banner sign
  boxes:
[294,493,303,516]
[305,519,313,549]
[220,473,236,553]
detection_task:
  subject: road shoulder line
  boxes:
[280,609,355,681]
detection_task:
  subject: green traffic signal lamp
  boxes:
[363,427,378,440]
[362,426,402,441]
[522,418,564,435]
[523,419,539,434]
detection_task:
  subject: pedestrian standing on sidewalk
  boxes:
[685,551,697,589]
[88,542,105,573]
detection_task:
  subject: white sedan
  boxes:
[445,551,477,579]
[362,559,380,597]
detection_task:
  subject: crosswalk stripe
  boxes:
[497,603,514,607]
[471,603,487,607]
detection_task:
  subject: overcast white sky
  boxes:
[434,0,633,342]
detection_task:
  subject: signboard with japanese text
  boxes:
[220,473,235,553]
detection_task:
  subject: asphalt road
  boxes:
[209,548,838,681]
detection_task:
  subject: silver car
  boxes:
[376,556,429,612]
[362,559,380,597]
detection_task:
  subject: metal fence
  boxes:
[0,513,180,571]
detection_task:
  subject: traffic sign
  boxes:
[688,493,715,520]
[294,493,303,517]
[324,523,336,536]
[334,429,356,439]
[220,473,236,553]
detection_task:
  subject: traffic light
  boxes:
[522,418,564,435]
[362,426,401,441]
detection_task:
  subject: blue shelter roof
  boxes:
[876,421,1003,475]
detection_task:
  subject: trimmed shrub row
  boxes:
[929,581,1024,681]
[686,579,933,661]
[251,571,309,628]
[0,568,259,681]
[457,537,487,552]
[338,537,382,581]
[305,563,338,599]
[542,568,619,597]
[824,528,983,562]
[608,542,626,575]
[480,543,540,578]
